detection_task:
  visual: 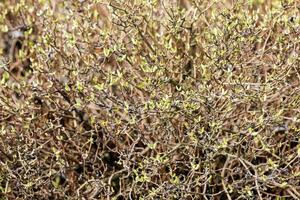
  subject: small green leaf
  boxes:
[52,175,63,189]
[103,48,110,57]
[76,81,83,92]
[65,85,71,92]
[1,71,10,84]
[94,83,104,91]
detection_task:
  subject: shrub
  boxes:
[0,0,299,199]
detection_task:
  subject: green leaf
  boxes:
[1,71,10,84]
[52,175,62,189]
[103,48,110,57]
[76,81,83,92]
[65,84,71,92]
[94,83,104,91]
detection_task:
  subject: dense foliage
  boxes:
[0,0,299,199]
